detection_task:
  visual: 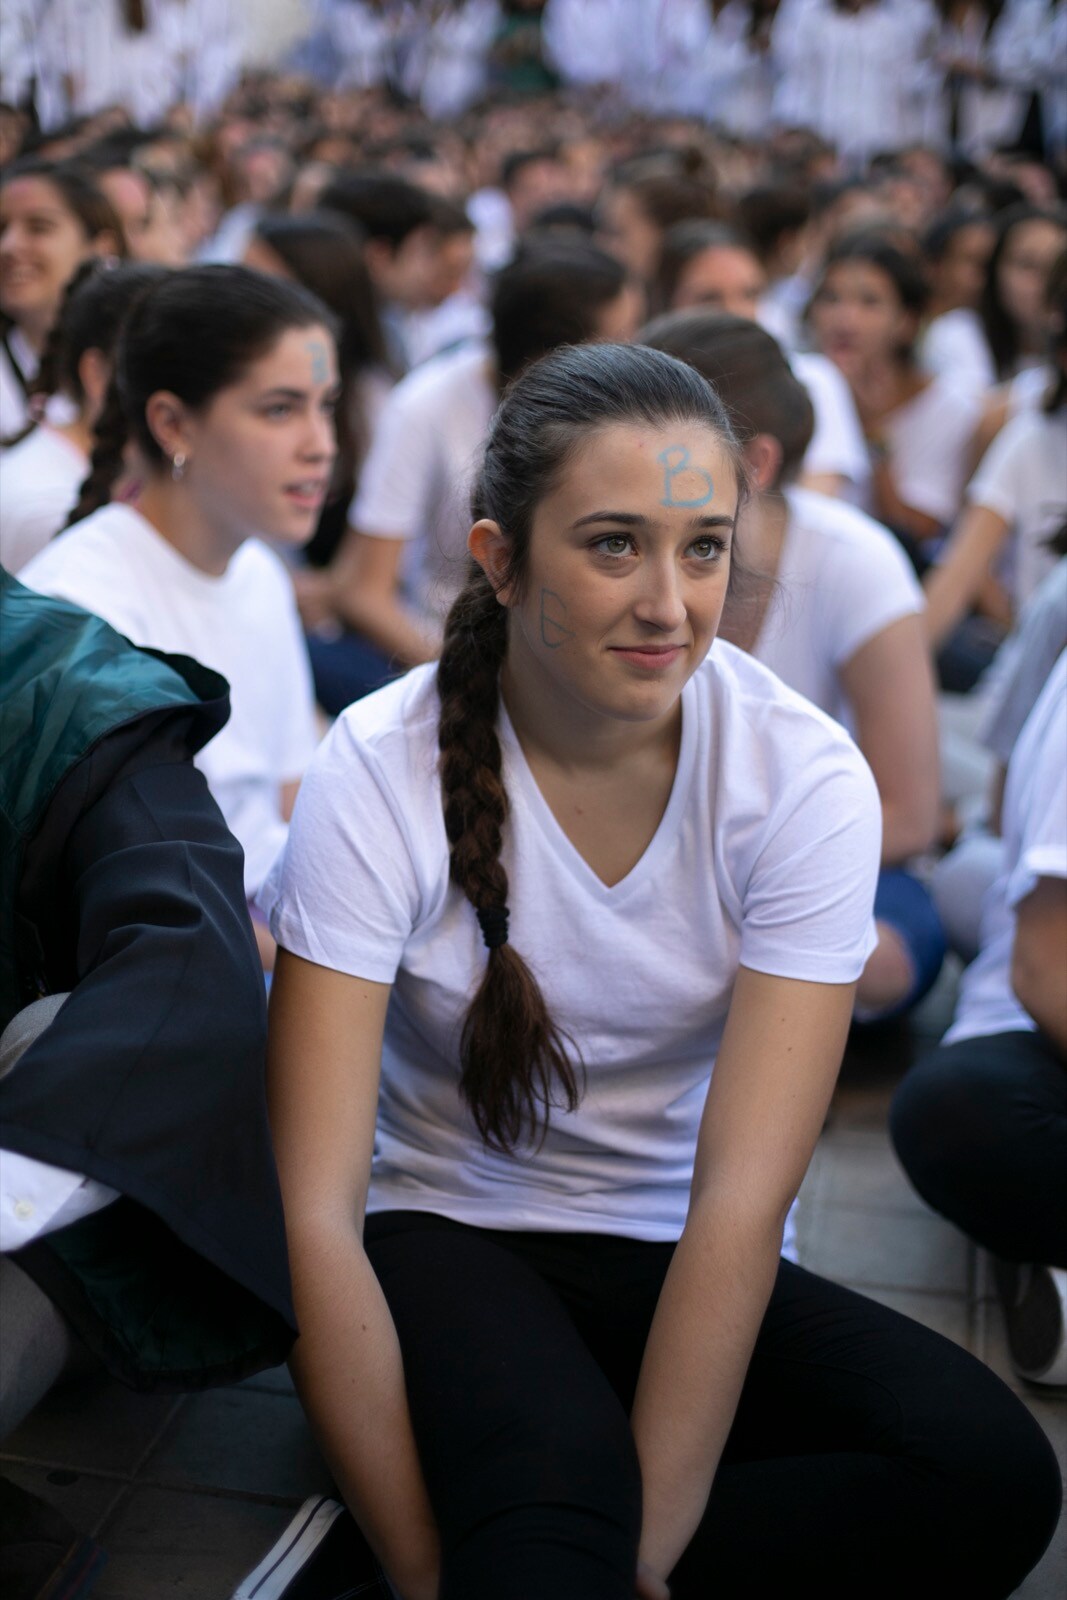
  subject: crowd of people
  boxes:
[0,4,1065,1598]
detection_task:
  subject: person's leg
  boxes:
[364,1213,643,1600]
[855,868,947,1022]
[671,1262,1061,1600]
[0,1255,76,1441]
[890,1030,1067,1265]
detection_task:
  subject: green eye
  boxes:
[689,536,726,561]
[595,534,633,557]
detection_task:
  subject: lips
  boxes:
[609,644,686,669]
[284,480,329,508]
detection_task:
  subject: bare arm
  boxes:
[838,614,940,864]
[267,950,439,1600]
[631,967,855,1580]
[1011,877,1067,1052]
[922,503,1011,650]
[327,529,440,667]
[866,456,944,547]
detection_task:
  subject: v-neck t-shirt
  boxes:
[260,643,881,1242]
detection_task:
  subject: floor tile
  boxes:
[1,1462,127,1540]
[798,1205,971,1294]
[1,1376,181,1476]
[142,1388,333,1500]
[93,1485,295,1600]
[814,1137,936,1218]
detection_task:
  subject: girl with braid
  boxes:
[258,343,1059,1600]
[21,265,335,963]
[0,260,164,574]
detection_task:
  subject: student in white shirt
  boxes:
[21,266,329,964]
[0,259,163,574]
[925,247,1066,650]
[0,161,125,437]
[642,310,943,1022]
[975,203,1067,388]
[808,231,982,563]
[255,342,1057,1600]
[918,208,996,397]
[309,236,643,712]
[654,222,870,499]
[892,650,1067,1386]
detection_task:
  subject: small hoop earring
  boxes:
[171,452,186,482]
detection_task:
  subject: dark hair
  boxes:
[655,221,757,315]
[734,186,811,266]
[614,169,721,236]
[317,169,436,249]
[2,260,165,447]
[811,232,929,359]
[1043,246,1067,415]
[921,206,989,263]
[0,159,127,254]
[252,210,388,495]
[68,265,335,526]
[438,342,744,1152]
[501,147,560,191]
[490,236,627,387]
[980,204,1067,382]
[639,310,815,485]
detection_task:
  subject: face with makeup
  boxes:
[477,421,739,731]
[149,324,339,549]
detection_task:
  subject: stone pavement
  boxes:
[3,975,1064,1599]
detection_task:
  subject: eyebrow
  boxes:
[571,509,736,530]
[258,384,339,400]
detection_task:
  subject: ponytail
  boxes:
[437,567,581,1153]
[66,376,128,527]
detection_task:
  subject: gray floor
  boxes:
[2,986,1064,1598]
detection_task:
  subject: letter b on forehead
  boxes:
[658,445,714,509]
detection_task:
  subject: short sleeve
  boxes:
[738,737,882,983]
[258,716,421,982]
[967,415,1027,523]
[349,379,441,541]
[1006,737,1067,913]
[824,524,924,668]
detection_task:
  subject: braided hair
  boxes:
[67,264,336,528]
[2,261,165,450]
[438,342,746,1152]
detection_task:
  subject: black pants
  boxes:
[891,1029,1067,1267]
[364,1211,1060,1600]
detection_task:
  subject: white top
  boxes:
[349,341,496,618]
[966,405,1066,607]
[945,650,1067,1044]
[21,504,317,896]
[879,374,982,528]
[261,645,881,1242]
[753,487,925,725]
[919,309,996,398]
[792,352,870,492]
[0,332,36,440]
[0,425,86,575]
[980,559,1067,765]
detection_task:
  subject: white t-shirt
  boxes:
[945,650,1067,1044]
[918,309,996,398]
[349,341,496,619]
[21,504,317,895]
[261,644,881,1243]
[0,425,86,574]
[752,487,925,725]
[966,405,1066,608]
[791,352,870,492]
[879,373,982,528]
[0,331,36,439]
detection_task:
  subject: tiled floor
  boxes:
[3,1002,1064,1598]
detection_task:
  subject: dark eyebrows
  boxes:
[571,510,736,531]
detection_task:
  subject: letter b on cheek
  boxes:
[658,445,714,508]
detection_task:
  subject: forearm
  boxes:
[880,796,937,864]
[331,575,439,667]
[287,1223,439,1600]
[631,1202,783,1579]
[868,461,942,547]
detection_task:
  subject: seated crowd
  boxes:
[0,9,1065,1597]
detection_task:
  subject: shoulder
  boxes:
[321,663,442,788]
[785,486,922,587]
[386,341,493,420]
[20,503,138,591]
[228,538,301,606]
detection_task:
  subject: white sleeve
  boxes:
[966,415,1027,521]
[349,381,442,542]
[0,1149,118,1253]
[793,354,869,485]
[259,716,423,982]
[1006,674,1067,911]
[739,734,882,983]
[825,523,926,666]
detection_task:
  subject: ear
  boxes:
[144,390,192,463]
[741,433,784,493]
[468,518,514,605]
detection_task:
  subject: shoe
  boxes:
[993,1260,1067,1388]
[0,1476,106,1600]
[231,1496,391,1600]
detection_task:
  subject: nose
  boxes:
[301,406,335,463]
[632,555,688,633]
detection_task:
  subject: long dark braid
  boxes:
[437,342,746,1153]
[438,568,581,1153]
[65,375,129,528]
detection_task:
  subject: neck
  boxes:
[500,640,682,776]
[134,478,242,577]
[10,311,52,356]
[54,414,93,456]
[738,489,788,577]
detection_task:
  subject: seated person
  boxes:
[891,649,1067,1386]
[0,572,294,1599]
